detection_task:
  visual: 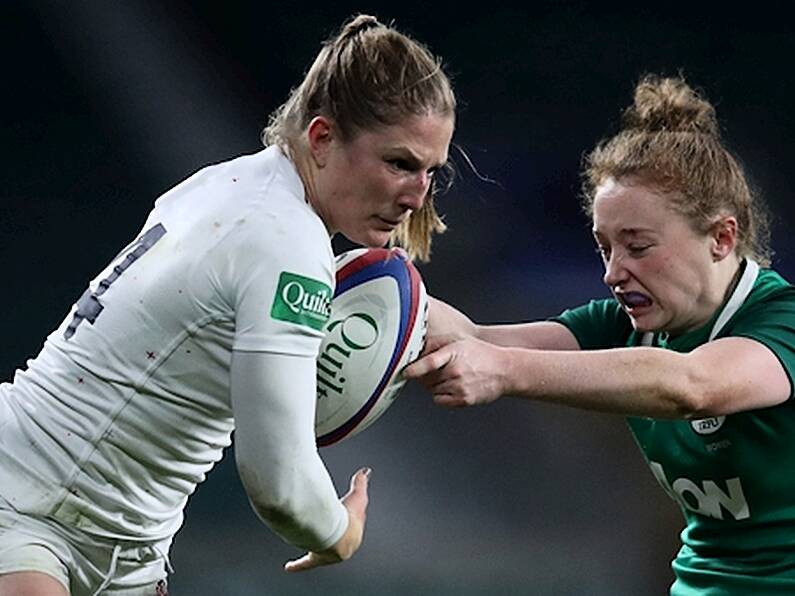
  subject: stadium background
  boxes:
[3,2,794,594]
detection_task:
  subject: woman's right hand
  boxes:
[404,335,512,408]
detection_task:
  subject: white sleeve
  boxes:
[230,349,349,552]
[220,205,335,356]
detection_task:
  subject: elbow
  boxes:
[237,461,333,551]
[237,462,298,524]
[243,473,314,541]
[251,499,302,532]
[672,392,712,420]
[668,368,724,419]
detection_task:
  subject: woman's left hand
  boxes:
[284,467,371,572]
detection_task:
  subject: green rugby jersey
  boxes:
[554,266,795,595]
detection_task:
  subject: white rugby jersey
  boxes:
[0,146,342,543]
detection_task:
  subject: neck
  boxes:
[719,256,744,306]
[667,255,742,338]
[291,146,334,234]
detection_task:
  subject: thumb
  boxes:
[343,467,371,515]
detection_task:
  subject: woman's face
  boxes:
[592,177,727,335]
[310,113,454,247]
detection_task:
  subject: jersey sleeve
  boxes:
[215,206,334,356]
[725,287,795,398]
[230,350,348,551]
[551,298,634,350]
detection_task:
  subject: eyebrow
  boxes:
[386,146,447,170]
[592,227,656,239]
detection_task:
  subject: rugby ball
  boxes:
[315,247,427,447]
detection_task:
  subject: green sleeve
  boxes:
[551,298,633,350]
[725,286,795,399]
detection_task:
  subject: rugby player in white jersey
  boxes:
[0,14,455,596]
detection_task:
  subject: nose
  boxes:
[602,252,629,288]
[397,171,431,212]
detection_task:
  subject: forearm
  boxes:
[477,321,580,350]
[430,296,579,350]
[502,346,701,418]
[231,351,348,552]
[241,447,349,551]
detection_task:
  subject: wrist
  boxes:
[499,346,523,397]
[325,509,360,561]
[471,322,485,341]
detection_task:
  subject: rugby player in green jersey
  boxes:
[406,75,795,594]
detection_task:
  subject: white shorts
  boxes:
[0,504,171,596]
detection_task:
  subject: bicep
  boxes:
[478,321,581,351]
[688,337,792,414]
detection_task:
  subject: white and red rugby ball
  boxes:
[315,247,427,447]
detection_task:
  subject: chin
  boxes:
[347,229,391,248]
[626,311,660,334]
[630,321,656,334]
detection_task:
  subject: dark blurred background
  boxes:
[3,2,794,594]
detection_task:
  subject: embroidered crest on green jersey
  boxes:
[271,272,332,330]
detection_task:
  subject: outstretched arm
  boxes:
[405,335,791,418]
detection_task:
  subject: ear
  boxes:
[710,215,738,261]
[306,116,334,167]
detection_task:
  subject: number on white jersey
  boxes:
[64,223,167,340]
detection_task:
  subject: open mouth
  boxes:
[616,291,653,312]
